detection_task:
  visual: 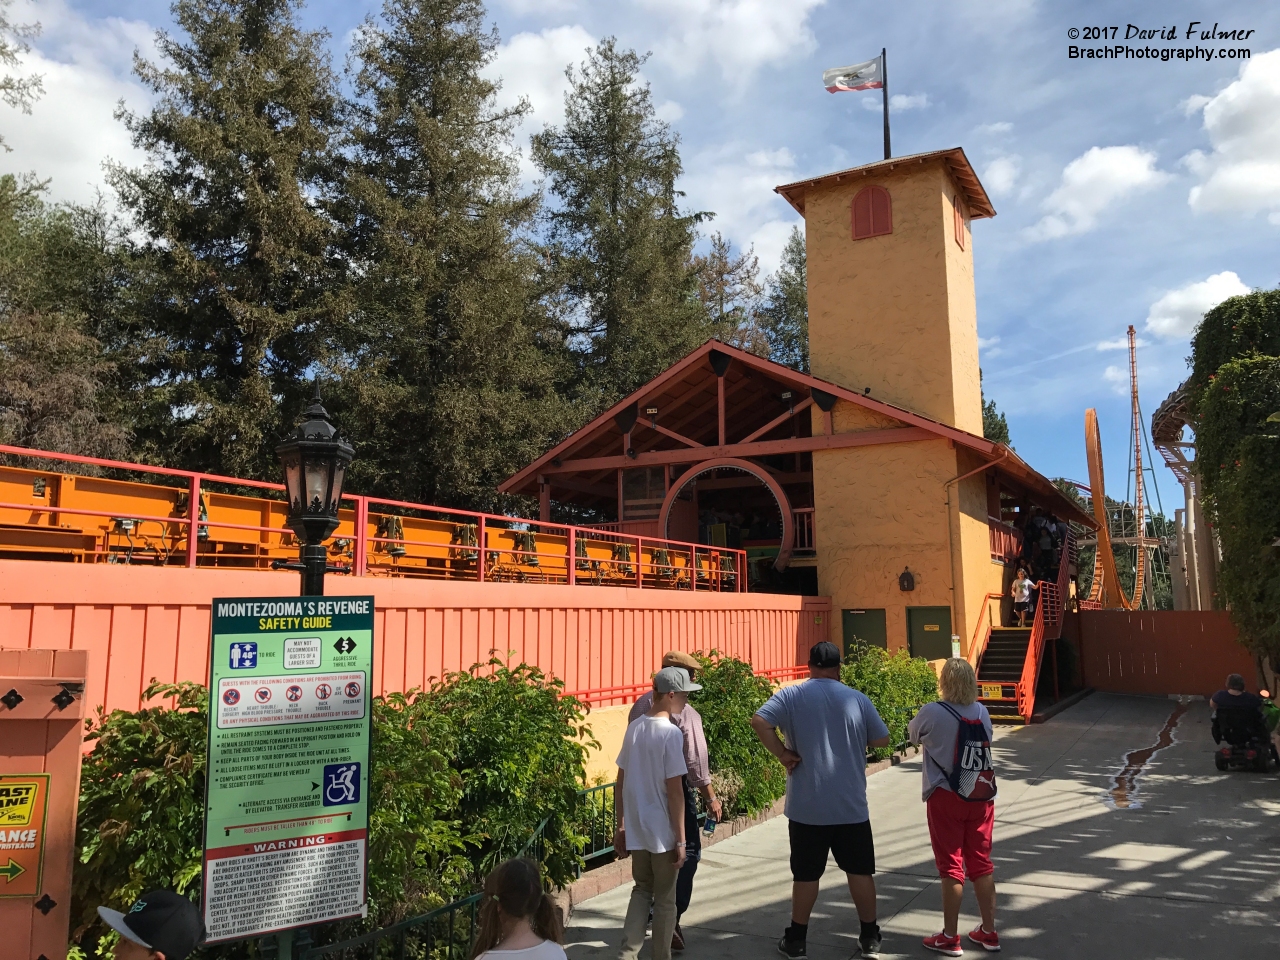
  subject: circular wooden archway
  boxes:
[658,457,795,571]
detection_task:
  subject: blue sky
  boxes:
[6,0,1280,512]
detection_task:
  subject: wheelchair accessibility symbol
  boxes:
[344,681,362,699]
[222,688,240,705]
[286,685,303,702]
[254,686,272,703]
[322,762,361,807]
[315,683,332,700]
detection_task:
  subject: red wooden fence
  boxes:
[0,559,828,719]
[1077,610,1260,697]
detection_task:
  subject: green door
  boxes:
[842,609,887,654]
[907,606,952,661]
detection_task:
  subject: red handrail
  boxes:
[966,592,1004,668]
[0,442,747,592]
[1013,529,1073,720]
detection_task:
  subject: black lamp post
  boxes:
[274,383,354,596]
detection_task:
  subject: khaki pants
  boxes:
[619,848,680,960]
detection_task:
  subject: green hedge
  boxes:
[840,642,939,759]
[70,662,592,958]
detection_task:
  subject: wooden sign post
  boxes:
[0,649,88,960]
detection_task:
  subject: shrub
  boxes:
[417,659,595,889]
[693,653,786,816]
[841,643,938,758]
[72,682,208,958]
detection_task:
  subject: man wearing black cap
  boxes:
[751,641,891,959]
[98,890,204,960]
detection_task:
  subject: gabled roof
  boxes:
[500,340,1094,529]
[774,148,996,220]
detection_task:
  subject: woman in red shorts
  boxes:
[908,658,999,955]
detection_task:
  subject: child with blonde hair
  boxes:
[470,858,566,960]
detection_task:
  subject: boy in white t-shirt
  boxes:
[1010,567,1034,627]
[614,666,697,960]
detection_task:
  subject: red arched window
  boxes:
[851,185,892,240]
[953,196,967,250]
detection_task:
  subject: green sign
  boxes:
[202,596,375,944]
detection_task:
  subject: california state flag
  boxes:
[822,57,883,93]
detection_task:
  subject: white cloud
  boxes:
[682,144,799,271]
[1183,49,1280,223]
[978,335,1001,349]
[487,25,595,135]
[639,0,825,82]
[1095,337,1146,351]
[0,0,154,207]
[1103,364,1128,394]
[981,155,1020,197]
[1144,271,1251,340]
[1023,145,1170,241]
[862,92,928,111]
[976,121,1013,135]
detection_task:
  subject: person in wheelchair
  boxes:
[1211,673,1268,746]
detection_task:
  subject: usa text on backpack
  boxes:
[939,702,997,801]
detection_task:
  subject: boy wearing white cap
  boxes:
[614,665,700,960]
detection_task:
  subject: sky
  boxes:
[4,0,1280,513]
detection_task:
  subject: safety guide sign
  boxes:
[202,596,374,943]
[0,773,49,899]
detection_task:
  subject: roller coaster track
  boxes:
[1083,326,1146,609]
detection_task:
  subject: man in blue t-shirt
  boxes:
[751,641,891,960]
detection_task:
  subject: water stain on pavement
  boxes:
[1107,700,1189,809]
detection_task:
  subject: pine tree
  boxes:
[759,225,807,372]
[0,0,43,151]
[532,38,707,404]
[331,0,573,508]
[980,370,1011,445]
[109,0,343,478]
[694,232,765,355]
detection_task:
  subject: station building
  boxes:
[501,148,1094,658]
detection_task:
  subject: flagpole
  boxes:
[881,47,891,159]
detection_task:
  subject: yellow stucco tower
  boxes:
[776,149,1002,658]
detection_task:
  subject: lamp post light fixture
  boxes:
[274,383,355,596]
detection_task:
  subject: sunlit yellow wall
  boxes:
[804,160,982,435]
[803,155,993,652]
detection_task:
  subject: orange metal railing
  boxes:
[966,592,1005,669]
[987,517,1022,564]
[1013,529,1074,720]
[0,444,745,593]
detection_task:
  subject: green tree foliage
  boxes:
[980,370,1010,446]
[0,0,42,151]
[0,176,131,462]
[110,0,344,479]
[1190,294,1280,660]
[330,0,573,508]
[692,653,786,815]
[532,38,707,405]
[758,225,808,372]
[419,660,593,887]
[841,643,938,759]
[693,232,765,355]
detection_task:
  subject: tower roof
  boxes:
[774,147,996,219]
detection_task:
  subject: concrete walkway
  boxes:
[565,693,1280,959]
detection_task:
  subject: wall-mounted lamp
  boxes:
[780,391,794,414]
[645,406,659,429]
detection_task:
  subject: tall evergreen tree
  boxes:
[110,0,343,478]
[331,0,572,508]
[758,225,807,372]
[693,232,766,355]
[532,39,707,404]
[981,371,1011,445]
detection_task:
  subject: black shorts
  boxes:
[1013,601,1030,614]
[788,819,875,881]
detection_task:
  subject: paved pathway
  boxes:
[566,693,1280,959]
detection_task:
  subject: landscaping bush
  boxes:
[417,659,595,889]
[841,643,938,759]
[693,653,786,816]
[70,662,596,956]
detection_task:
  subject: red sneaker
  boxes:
[967,926,1000,952]
[922,932,963,956]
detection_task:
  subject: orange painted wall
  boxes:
[0,559,827,721]
[1078,610,1259,697]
